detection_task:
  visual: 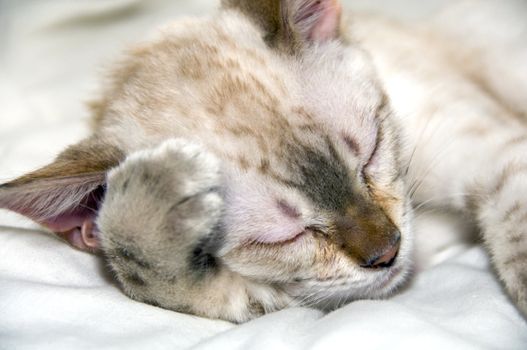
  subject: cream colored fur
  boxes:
[1,0,526,322]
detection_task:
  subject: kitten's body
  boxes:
[1,0,526,322]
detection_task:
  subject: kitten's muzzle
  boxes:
[334,203,401,268]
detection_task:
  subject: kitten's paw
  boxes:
[98,139,224,268]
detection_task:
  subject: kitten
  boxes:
[0,0,526,323]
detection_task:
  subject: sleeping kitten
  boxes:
[1,0,526,323]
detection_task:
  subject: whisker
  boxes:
[407,133,458,200]
[404,118,433,177]
[412,191,486,212]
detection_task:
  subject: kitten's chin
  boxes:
[358,249,415,301]
[290,261,413,311]
[369,264,412,298]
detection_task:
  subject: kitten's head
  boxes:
[212,0,413,308]
[0,0,413,310]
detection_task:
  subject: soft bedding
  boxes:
[1,1,526,349]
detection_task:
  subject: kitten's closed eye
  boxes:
[246,200,306,244]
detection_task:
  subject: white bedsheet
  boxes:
[1,1,526,349]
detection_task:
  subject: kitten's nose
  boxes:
[360,236,400,269]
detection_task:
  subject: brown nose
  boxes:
[335,202,401,269]
[360,236,400,268]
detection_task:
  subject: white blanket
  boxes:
[1,1,526,349]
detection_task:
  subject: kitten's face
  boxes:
[166,12,414,308]
[108,10,413,308]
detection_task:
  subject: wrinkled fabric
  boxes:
[1,1,526,349]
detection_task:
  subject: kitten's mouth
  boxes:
[286,263,406,308]
[313,238,404,297]
[377,265,403,289]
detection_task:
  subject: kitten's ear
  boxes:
[0,137,124,252]
[222,0,342,49]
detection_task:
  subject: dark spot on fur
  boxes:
[189,221,225,276]
[248,300,265,316]
[176,195,193,207]
[174,304,192,314]
[277,199,301,218]
[259,158,270,174]
[143,299,160,308]
[377,93,389,114]
[140,169,157,184]
[164,274,179,284]
[121,178,129,192]
[493,163,527,195]
[190,245,217,273]
[342,133,360,156]
[238,155,250,170]
[288,141,354,212]
[123,272,147,286]
[508,234,524,243]
[504,251,527,267]
[115,246,152,269]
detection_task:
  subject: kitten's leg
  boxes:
[97,139,290,322]
[475,156,527,315]
[403,84,527,316]
[410,122,527,316]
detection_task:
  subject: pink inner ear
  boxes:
[309,0,342,42]
[35,184,105,252]
[0,165,110,254]
[44,213,100,252]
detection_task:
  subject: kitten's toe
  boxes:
[146,138,222,197]
[108,138,221,202]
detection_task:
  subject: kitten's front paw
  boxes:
[97,140,292,322]
[98,139,224,271]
